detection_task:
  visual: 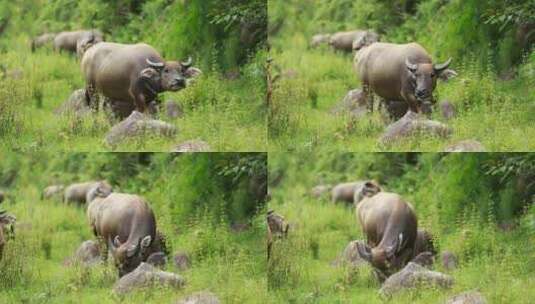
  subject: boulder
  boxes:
[441,250,458,271]
[105,111,177,147]
[176,291,221,304]
[146,251,167,268]
[113,262,185,295]
[379,262,453,297]
[67,240,101,267]
[172,140,211,152]
[165,100,184,119]
[444,140,486,152]
[54,89,91,117]
[332,240,367,268]
[173,251,191,271]
[446,291,487,304]
[379,111,452,145]
[331,89,367,118]
[440,100,456,120]
[410,252,434,268]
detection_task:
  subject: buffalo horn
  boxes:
[146,58,164,69]
[433,57,452,71]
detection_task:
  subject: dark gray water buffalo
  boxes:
[354,42,452,114]
[81,42,201,118]
[87,192,158,277]
[31,33,56,52]
[354,182,417,280]
[54,30,103,54]
[329,30,379,52]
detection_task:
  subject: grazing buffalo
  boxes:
[54,30,103,54]
[310,34,331,48]
[41,185,65,201]
[332,181,374,204]
[31,33,56,52]
[329,30,379,53]
[354,42,452,114]
[354,182,417,280]
[64,180,112,205]
[87,192,158,276]
[81,42,201,118]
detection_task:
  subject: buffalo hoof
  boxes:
[379,262,453,297]
[441,250,458,270]
[146,251,167,268]
[113,262,184,295]
[173,251,191,271]
[379,111,452,145]
[446,290,487,304]
[175,291,221,304]
[105,111,177,147]
[172,140,211,152]
[444,140,486,152]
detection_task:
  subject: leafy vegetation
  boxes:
[0,0,267,151]
[0,151,267,303]
[268,152,535,303]
[268,0,535,151]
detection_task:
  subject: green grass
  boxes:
[268,29,535,152]
[0,154,267,304]
[0,35,266,152]
[267,153,535,303]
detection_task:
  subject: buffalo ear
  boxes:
[356,241,372,262]
[184,67,202,79]
[140,235,152,248]
[438,68,458,82]
[363,181,381,197]
[140,68,159,80]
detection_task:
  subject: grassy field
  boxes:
[0,152,267,303]
[268,0,535,152]
[267,153,535,303]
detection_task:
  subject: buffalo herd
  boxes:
[31,29,201,119]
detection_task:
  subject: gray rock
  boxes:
[176,291,220,304]
[440,100,456,120]
[379,262,453,297]
[165,100,184,119]
[113,262,185,295]
[173,251,191,271]
[446,291,487,304]
[105,111,177,147]
[172,140,211,152]
[331,89,367,118]
[410,252,434,268]
[54,89,91,117]
[69,240,101,267]
[310,184,332,199]
[379,111,452,145]
[441,250,458,271]
[332,240,367,268]
[444,140,486,152]
[146,251,167,268]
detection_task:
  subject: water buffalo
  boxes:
[64,180,112,205]
[54,30,103,54]
[31,33,56,52]
[87,192,158,276]
[41,185,65,201]
[329,30,379,53]
[310,34,331,48]
[81,42,201,118]
[331,181,367,204]
[354,42,452,114]
[354,182,417,280]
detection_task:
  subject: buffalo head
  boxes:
[354,180,381,205]
[405,57,451,113]
[144,57,202,92]
[86,181,113,204]
[352,32,379,52]
[109,235,152,277]
[356,232,406,276]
